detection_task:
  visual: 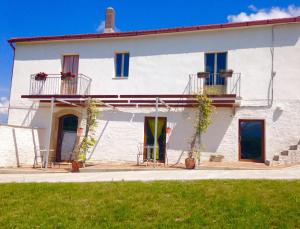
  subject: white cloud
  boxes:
[228,5,300,22]
[0,97,9,115]
[96,20,106,33]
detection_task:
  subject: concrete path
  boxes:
[0,165,300,183]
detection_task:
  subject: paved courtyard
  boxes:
[0,165,299,183]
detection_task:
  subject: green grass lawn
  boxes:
[0,180,299,229]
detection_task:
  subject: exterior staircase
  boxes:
[265,140,300,166]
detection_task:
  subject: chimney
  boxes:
[104,7,115,33]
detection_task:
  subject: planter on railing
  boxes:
[197,72,210,78]
[220,69,234,78]
[61,72,76,80]
[29,73,91,96]
[35,72,48,81]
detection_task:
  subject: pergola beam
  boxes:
[56,99,79,107]
[158,98,171,110]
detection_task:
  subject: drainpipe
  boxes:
[269,25,275,107]
[7,41,16,123]
[241,25,276,109]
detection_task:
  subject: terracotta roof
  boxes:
[8,16,300,44]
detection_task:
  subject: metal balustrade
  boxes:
[29,73,91,96]
[187,73,241,96]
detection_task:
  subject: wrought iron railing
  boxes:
[187,73,241,96]
[29,74,91,95]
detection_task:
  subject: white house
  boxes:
[4,8,300,167]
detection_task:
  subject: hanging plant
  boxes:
[61,71,76,80]
[35,72,48,81]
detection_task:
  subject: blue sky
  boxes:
[0,0,300,122]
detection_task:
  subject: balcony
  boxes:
[187,73,241,97]
[22,72,240,108]
[28,73,91,96]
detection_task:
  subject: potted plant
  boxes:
[185,151,196,169]
[220,69,234,78]
[71,161,81,172]
[35,72,48,81]
[197,71,210,78]
[185,91,213,169]
[61,71,76,80]
[72,99,99,172]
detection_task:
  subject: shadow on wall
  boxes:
[273,106,284,122]
[201,108,233,152]
[15,24,300,60]
[87,120,110,160]
[26,105,234,163]
[98,109,196,152]
[0,125,40,167]
[85,108,233,161]
[30,104,51,148]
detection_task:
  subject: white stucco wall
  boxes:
[9,23,300,107]
[5,22,300,166]
[0,125,41,167]
[82,100,300,164]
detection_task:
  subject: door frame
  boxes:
[238,119,265,163]
[55,114,78,162]
[143,116,167,163]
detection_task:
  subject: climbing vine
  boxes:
[190,90,214,156]
[195,92,214,135]
[77,99,100,162]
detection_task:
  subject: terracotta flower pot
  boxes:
[185,157,196,169]
[220,70,234,78]
[71,161,80,172]
[166,127,171,135]
[197,72,210,78]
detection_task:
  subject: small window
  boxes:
[115,53,130,77]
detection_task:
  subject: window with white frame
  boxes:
[115,52,130,77]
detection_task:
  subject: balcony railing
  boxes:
[187,73,241,97]
[29,74,91,96]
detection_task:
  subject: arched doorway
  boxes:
[56,115,78,162]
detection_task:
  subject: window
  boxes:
[115,52,130,77]
[205,52,227,85]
